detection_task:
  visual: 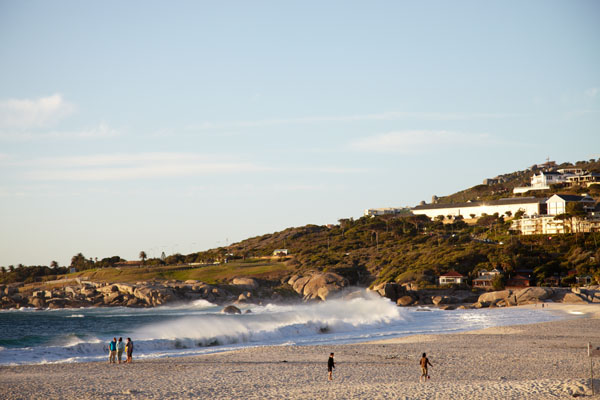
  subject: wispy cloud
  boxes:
[585,87,599,98]
[348,130,496,153]
[17,153,270,181]
[0,122,119,141]
[186,111,520,131]
[0,94,75,129]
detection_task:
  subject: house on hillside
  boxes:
[513,168,590,194]
[114,261,143,268]
[546,194,596,215]
[364,207,409,216]
[506,274,531,288]
[576,275,593,285]
[472,268,503,289]
[438,270,466,285]
[272,249,288,256]
[543,276,560,286]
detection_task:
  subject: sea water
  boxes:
[0,293,565,365]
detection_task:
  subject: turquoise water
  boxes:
[0,295,564,365]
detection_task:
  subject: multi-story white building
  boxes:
[511,215,600,235]
[411,197,545,220]
[514,168,593,194]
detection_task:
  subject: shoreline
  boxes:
[2,304,600,399]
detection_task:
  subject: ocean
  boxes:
[0,293,565,366]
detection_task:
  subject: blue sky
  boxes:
[0,1,599,266]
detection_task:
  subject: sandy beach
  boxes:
[2,303,600,399]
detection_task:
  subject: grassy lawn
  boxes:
[60,260,295,285]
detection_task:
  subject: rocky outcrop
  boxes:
[396,295,416,306]
[370,280,600,309]
[0,279,245,310]
[514,287,552,304]
[289,272,348,301]
[222,305,242,314]
[232,278,258,290]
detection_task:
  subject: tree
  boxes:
[514,210,525,219]
[0,266,6,274]
[9,265,15,272]
[50,261,59,269]
[139,251,147,264]
[491,274,504,291]
[505,211,512,218]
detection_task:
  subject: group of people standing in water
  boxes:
[108,337,133,364]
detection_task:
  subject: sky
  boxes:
[0,1,599,267]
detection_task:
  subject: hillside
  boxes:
[2,159,600,290]
[435,158,600,204]
[217,214,600,287]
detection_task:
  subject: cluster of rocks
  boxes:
[369,282,600,309]
[474,286,600,308]
[287,272,349,301]
[0,280,237,310]
[369,282,479,309]
[0,272,354,310]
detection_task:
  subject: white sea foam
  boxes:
[0,294,565,365]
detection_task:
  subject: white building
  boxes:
[514,169,591,194]
[364,207,409,216]
[511,215,600,235]
[438,271,466,285]
[411,197,545,220]
[546,194,595,216]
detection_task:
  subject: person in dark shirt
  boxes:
[125,337,134,363]
[420,352,433,382]
[328,352,335,381]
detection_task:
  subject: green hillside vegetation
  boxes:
[1,260,293,287]
[215,214,600,287]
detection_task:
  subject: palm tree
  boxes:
[50,261,59,269]
[139,251,147,265]
[1,266,6,274]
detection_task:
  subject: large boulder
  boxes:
[301,273,348,301]
[232,278,258,290]
[397,295,415,306]
[292,276,312,295]
[514,287,552,305]
[103,292,123,304]
[478,290,513,305]
[46,298,67,309]
[561,292,589,304]
[287,275,301,286]
[432,295,456,306]
[29,296,46,308]
[114,283,136,296]
[222,305,242,314]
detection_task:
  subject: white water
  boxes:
[0,293,565,365]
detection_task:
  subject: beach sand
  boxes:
[2,303,600,399]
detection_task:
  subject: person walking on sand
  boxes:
[116,337,125,364]
[125,337,133,363]
[109,337,117,364]
[328,352,335,381]
[419,352,433,382]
